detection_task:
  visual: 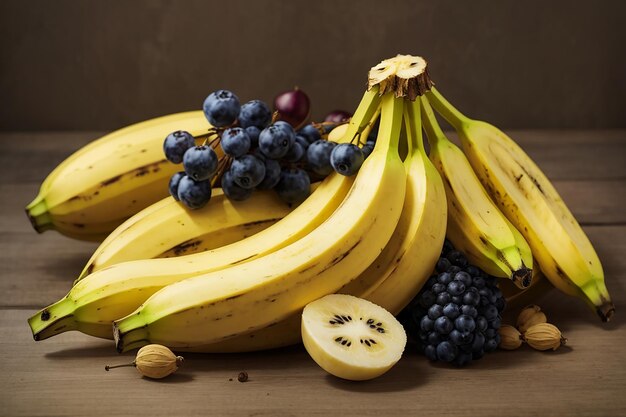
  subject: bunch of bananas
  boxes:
[27,55,613,355]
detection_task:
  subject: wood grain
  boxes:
[1,131,625,416]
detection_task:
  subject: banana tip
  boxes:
[112,324,123,353]
[512,267,533,289]
[597,302,615,322]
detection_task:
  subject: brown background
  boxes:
[1,0,624,131]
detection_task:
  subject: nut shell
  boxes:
[517,305,547,333]
[499,325,523,350]
[134,344,184,379]
[523,323,567,351]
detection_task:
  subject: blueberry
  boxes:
[203,90,240,127]
[462,288,481,306]
[163,130,196,164]
[437,272,453,285]
[273,120,296,134]
[436,341,457,362]
[182,146,219,181]
[259,124,296,159]
[221,127,251,157]
[454,315,476,333]
[484,328,497,339]
[238,99,272,129]
[168,172,185,201]
[256,158,281,190]
[483,304,499,321]
[460,305,478,318]
[420,316,434,332]
[489,317,502,330]
[484,338,498,352]
[295,135,310,150]
[495,297,506,312]
[306,140,337,176]
[330,143,364,176]
[447,281,466,296]
[245,126,261,148]
[230,154,266,189]
[448,266,462,274]
[284,140,306,162]
[424,344,438,361]
[465,266,480,277]
[451,295,464,305]
[473,277,486,288]
[436,257,451,272]
[427,304,444,320]
[446,250,464,265]
[221,170,253,201]
[177,176,212,209]
[443,303,461,319]
[434,316,454,335]
[493,288,503,300]
[274,168,311,204]
[476,316,488,332]
[455,271,472,287]
[427,331,442,346]
[436,292,452,306]
[431,283,447,294]
[449,329,474,345]
[298,124,322,143]
[361,143,374,159]
[419,290,436,308]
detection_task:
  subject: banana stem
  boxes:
[403,99,425,156]
[105,362,135,371]
[419,96,450,148]
[425,88,471,129]
[375,93,404,155]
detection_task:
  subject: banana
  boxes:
[28,88,381,341]
[421,96,533,288]
[26,111,213,240]
[184,92,448,353]
[77,187,294,280]
[112,90,406,352]
[426,87,614,321]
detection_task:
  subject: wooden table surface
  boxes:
[1,130,625,417]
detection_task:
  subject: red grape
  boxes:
[324,110,352,124]
[273,87,311,129]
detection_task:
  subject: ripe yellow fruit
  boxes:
[523,323,567,351]
[301,294,407,381]
[105,344,184,379]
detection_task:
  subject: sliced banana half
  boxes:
[301,294,407,381]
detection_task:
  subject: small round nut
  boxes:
[499,324,523,350]
[523,323,567,351]
[517,305,547,333]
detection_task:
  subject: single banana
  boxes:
[421,96,533,288]
[77,188,293,279]
[112,90,406,352]
[185,91,448,353]
[28,88,381,341]
[426,87,614,321]
[26,111,213,241]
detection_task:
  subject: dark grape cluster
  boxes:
[399,240,506,367]
[163,89,376,209]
